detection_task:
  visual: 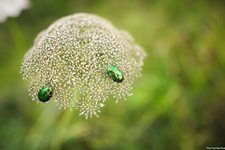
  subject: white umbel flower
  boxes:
[20,13,147,119]
[0,0,30,23]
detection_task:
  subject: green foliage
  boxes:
[0,0,225,149]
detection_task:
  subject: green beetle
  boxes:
[107,65,124,83]
[37,83,53,102]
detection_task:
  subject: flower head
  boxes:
[0,0,30,23]
[20,13,146,119]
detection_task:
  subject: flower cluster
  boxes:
[0,0,30,23]
[20,13,146,119]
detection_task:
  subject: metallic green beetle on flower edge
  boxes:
[38,83,53,102]
[107,65,124,83]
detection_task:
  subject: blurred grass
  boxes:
[0,0,225,149]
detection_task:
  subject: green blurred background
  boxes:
[0,0,225,149]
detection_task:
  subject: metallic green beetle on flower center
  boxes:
[38,84,53,102]
[107,65,124,83]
